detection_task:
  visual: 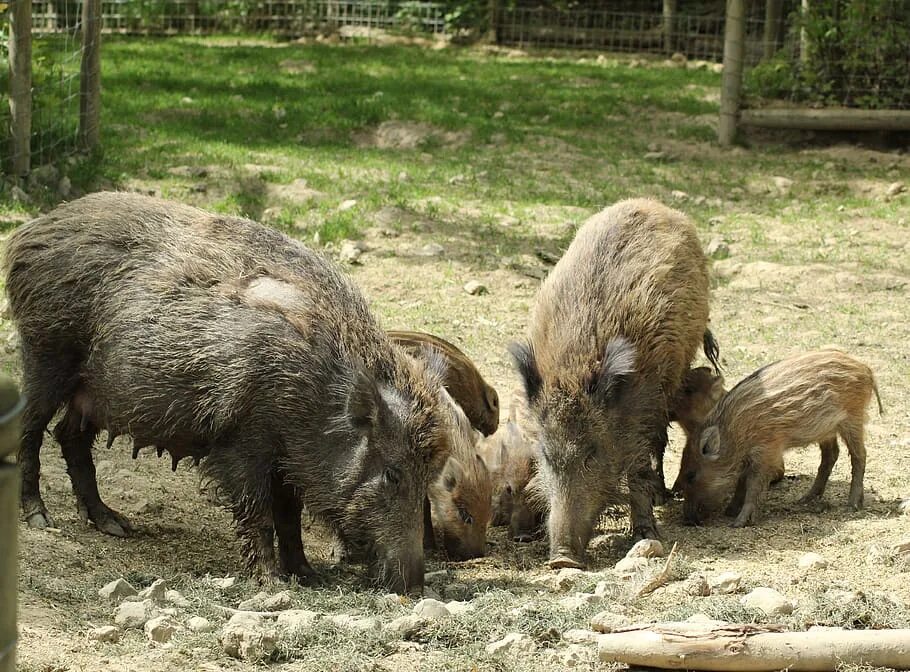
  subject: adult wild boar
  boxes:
[682,349,882,527]
[509,198,718,569]
[5,192,451,593]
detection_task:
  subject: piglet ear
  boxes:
[586,336,636,406]
[420,343,448,385]
[508,341,542,403]
[700,425,721,460]
[346,368,382,436]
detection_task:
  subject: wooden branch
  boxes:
[718,0,746,146]
[740,108,910,132]
[598,621,910,670]
[635,541,679,598]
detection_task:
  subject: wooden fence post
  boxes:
[663,0,677,54]
[0,378,23,672]
[763,0,783,59]
[718,0,745,146]
[486,0,499,43]
[9,0,33,177]
[79,0,102,150]
[800,0,810,63]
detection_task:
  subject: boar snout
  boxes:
[376,549,424,595]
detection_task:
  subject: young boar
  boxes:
[682,349,883,527]
[509,198,718,569]
[389,330,499,436]
[5,191,451,593]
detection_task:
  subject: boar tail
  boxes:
[872,378,884,415]
[703,329,721,374]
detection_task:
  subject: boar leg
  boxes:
[19,398,59,530]
[840,425,866,510]
[423,496,437,550]
[731,464,771,528]
[629,470,660,541]
[271,471,317,582]
[724,468,749,517]
[798,438,839,504]
[54,406,133,537]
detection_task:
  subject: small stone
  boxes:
[145,615,180,643]
[772,176,793,196]
[385,614,427,638]
[448,174,466,185]
[559,593,601,610]
[798,552,829,570]
[498,214,520,227]
[671,190,689,201]
[262,591,293,612]
[424,570,448,582]
[561,643,589,667]
[180,96,194,104]
[58,176,72,198]
[463,280,487,296]
[209,576,237,591]
[329,614,381,632]
[709,571,742,594]
[826,589,863,608]
[338,199,358,211]
[867,544,893,565]
[893,540,910,555]
[30,163,60,187]
[885,182,905,199]
[381,593,405,607]
[741,587,794,616]
[220,612,277,661]
[186,616,214,633]
[644,151,665,160]
[10,186,29,203]
[552,567,584,591]
[485,632,535,656]
[339,240,364,265]
[413,598,451,620]
[165,590,190,608]
[670,52,687,65]
[238,591,269,612]
[897,499,910,516]
[705,237,730,260]
[445,600,475,616]
[89,625,121,643]
[594,581,620,599]
[693,195,707,205]
[710,63,724,74]
[99,578,138,602]
[442,582,472,601]
[614,556,648,576]
[398,171,409,182]
[417,243,444,257]
[625,539,664,559]
[681,573,711,597]
[591,611,631,633]
[423,586,442,601]
[276,609,320,633]
[114,599,158,629]
[562,628,599,644]
[139,579,168,604]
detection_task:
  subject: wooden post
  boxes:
[486,0,499,43]
[800,0,810,63]
[9,0,33,177]
[79,0,102,150]
[663,0,677,54]
[0,378,23,672]
[718,0,745,146]
[763,0,783,59]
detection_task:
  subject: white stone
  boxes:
[671,190,689,201]
[559,593,601,610]
[186,616,214,633]
[644,151,665,160]
[139,579,168,604]
[329,614,381,632]
[741,587,794,616]
[826,589,863,608]
[614,556,648,576]
[772,176,793,196]
[709,571,742,594]
[593,581,619,599]
[89,625,121,643]
[485,632,535,656]
[339,240,364,264]
[424,570,448,582]
[898,499,910,516]
[552,567,584,591]
[562,628,599,644]
[413,598,451,620]
[463,280,487,296]
[114,599,158,629]
[262,591,293,612]
[238,591,269,611]
[705,237,730,260]
[625,539,664,559]
[145,615,180,643]
[276,609,320,633]
[417,243,445,257]
[885,181,905,199]
[220,612,277,661]
[893,540,910,555]
[591,611,631,633]
[57,176,72,198]
[385,614,427,638]
[445,600,475,616]
[99,578,137,602]
[798,552,829,570]
[338,199,358,211]
[561,643,589,667]
[165,590,191,608]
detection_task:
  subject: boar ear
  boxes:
[587,336,636,406]
[508,341,542,402]
[420,344,448,384]
[442,456,464,492]
[484,385,499,414]
[700,425,721,460]
[346,368,382,436]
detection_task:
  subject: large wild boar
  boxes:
[5,191,452,593]
[389,330,499,436]
[509,198,718,569]
[682,349,882,527]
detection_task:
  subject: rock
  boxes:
[562,628,599,644]
[385,614,427,639]
[338,199,358,211]
[772,176,793,196]
[276,609,320,633]
[445,600,475,616]
[89,625,121,643]
[552,567,585,591]
[485,632,535,657]
[626,539,664,559]
[180,96,194,104]
[894,540,910,555]
[710,62,724,74]
[463,280,487,296]
[209,576,237,591]
[442,582,472,601]
[798,552,829,570]
[381,593,406,607]
[591,611,631,633]
[220,612,277,661]
[671,190,689,201]
[448,174,466,185]
[186,616,214,633]
[826,589,863,608]
[10,186,29,203]
[398,171,409,182]
[165,590,190,608]
[417,242,445,257]
[885,181,905,199]
[424,569,448,582]
[558,593,601,610]
[269,178,326,205]
[139,579,168,604]
[58,176,72,198]
[705,237,730,260]
[262,591,293,612]
[114,599,158,629]
[498,214,520,227]
[708,571,742,594]
[867,544,893,564]
[560,643,589,667]
[29,163,60,188]
[741,587,794,616]
[670,52,687,66]
[238,591,269,611]
[644,151,665,160]
[898,499,910,516]
[413,598,451,620]
[594,581,620,599]
[339,240,363,264]
[329,614,381,633]
[614,556,648,576]
[4,332,19,354]
[145,615,180,643]
[99,578,138,602]
[681,573,711,597]
[423,586,442,601]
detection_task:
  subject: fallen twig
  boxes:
[635,541,679,598]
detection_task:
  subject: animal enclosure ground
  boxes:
[1,38,909,672]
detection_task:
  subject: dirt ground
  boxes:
[5,50,910,672]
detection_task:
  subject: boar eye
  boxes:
[458,507,474,525]
[383,467,401,486]
[685,471,696,484]
[505,484,513,495]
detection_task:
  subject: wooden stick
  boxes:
[598,621,910,670]
[635,541,679,598]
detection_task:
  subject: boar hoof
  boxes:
[548,556,585,570]
[631,525,660,542]
[24,507,57,530]
[85,505,133,538]
[651,488,673,507]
